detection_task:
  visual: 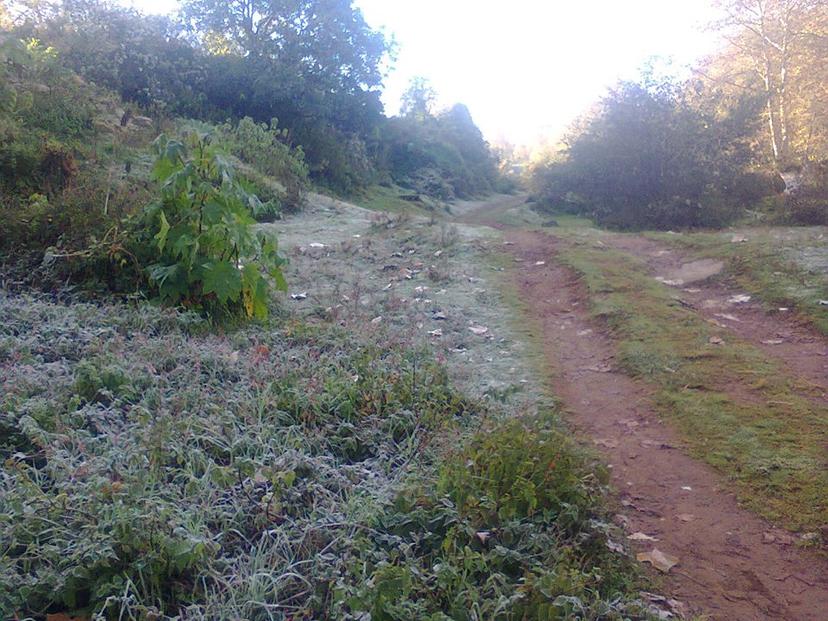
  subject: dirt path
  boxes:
[606,233,828,402]
[455,194,828,619]
[501,229,828,620]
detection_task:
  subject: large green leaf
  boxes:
[242,263,269,319]
[143,132,288,319]
[201,260,242,304]
[154,211,170,252]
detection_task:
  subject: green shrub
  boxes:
[298,123,377,195]
[529,77,757,230]
[140,132,287,318]
[785,187,828,225]
[439,412,597,526]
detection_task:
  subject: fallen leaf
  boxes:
[637,548,679,573]
[641,440,676,450]
[639,592,687,620]
[656,277,684,287]
[628,532,659,542]
[607,539,625,554]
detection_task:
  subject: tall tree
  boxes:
[713,0,828,166]
[180,0,388,94]
[400,76,436,120]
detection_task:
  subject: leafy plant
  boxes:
[143,132,287,318]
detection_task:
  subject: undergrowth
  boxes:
[0,292,650,620]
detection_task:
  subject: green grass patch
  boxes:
[335,410,650,621]
[558,243,828,531]
[354,184,444,217]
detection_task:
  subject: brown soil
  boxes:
[496,226,828,620]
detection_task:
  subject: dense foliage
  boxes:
[531,78,762,229]
[0,34,290,318]
[379,101,500,200]
[0,33,156,281]
[217,117,309,215]
[4,0,500,197]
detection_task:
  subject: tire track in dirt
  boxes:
[606,233,828,403]
[501,229,828,621]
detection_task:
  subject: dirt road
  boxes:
[460,196,828,620]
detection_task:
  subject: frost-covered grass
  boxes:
[0,204,654,619]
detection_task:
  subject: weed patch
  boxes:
[334,411,646,621]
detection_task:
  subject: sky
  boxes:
[128,0,724,146]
